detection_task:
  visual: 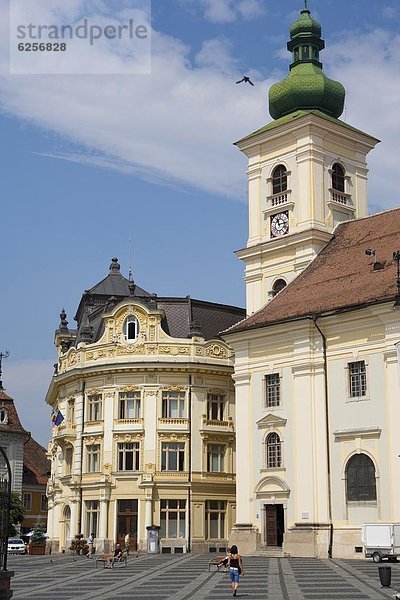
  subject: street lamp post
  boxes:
[0,446,14,599]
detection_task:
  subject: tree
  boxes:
[30,521,46,545]
[9,492,24,537]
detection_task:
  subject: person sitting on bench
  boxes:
[107,544,123,569]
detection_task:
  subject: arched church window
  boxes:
[266,432,282,468]
[346,453,376,502]
[272,279,287,298]
[124,315,139,343]
[302,46,309,60]
[332,163,345,193]
[272,165,288,195]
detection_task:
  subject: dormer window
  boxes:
[332,163,345,192]
[0,408,8,424]
[272,279,287,298]
[124,316,139,343]
[272,165,288,195]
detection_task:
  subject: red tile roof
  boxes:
[23,438,51,485]
[0,389,30,436]
[226,208,400,334]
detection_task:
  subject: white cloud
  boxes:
[4,359,54,448]
[179,0,266,24]
[195,37,238,73]
[325,28,400,209]
[237,0,266,20]
[0,1,269,199]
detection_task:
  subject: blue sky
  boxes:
[1,0,400,445]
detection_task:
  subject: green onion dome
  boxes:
[269,7,345,120]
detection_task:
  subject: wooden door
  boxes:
[265,505,277,546]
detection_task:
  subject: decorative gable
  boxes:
[257,414,287,429]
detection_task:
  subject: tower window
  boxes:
[272,165,288,195]
[332,163,345,193]
[0,408,8,424]
[124,316,139,342]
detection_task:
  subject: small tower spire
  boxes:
[128,236,134,283]
[0,351,10,391]
[304,0,308,9]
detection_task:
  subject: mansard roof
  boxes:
[225,208,400,335]
[61,258,245,345]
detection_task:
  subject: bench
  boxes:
[208,556,227,572]
[95,551,128,568]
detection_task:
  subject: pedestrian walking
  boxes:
[87,532,95,558]
[124,532,130,554]
[226,545,244,597]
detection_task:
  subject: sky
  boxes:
[1,0,400,447]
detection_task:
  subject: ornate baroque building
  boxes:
[46,259,245,554]
[224,6,400,559]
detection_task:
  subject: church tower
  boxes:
[236,5,379,315]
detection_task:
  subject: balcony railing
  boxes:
[158,418,189,427]
[201,417,234,430]
[328,189,353,207]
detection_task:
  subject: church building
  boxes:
[224,6,400,559]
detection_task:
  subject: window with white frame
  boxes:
[117,442,140,471]
[332,163,345,192]
[65,446,73,475]
[124,316,139,342]
[85,500,99,537]
[160,499,186,538]
[266,432,282,468]
[272,164,288,195]
[41,494,48,512]
[205,500,226,539]
[162,391,185,419]
[0,408,8,424]
[207,394,225,421]
[119,391,141,419]
[207,444,225,473]
[348,361,367,397]
[87,394,102,422]
[86,444,100,473]
[23,492,32,511]
[67,398,75,423]
[161,442,185,471]
[265,374,280,407]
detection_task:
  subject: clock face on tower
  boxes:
[270,212,289,238]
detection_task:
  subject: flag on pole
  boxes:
[51,410,64,426]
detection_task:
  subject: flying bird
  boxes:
[236,76,254,86]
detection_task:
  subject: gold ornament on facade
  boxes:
[145,463,155,473]
[163,385,184,392]
[84,436,103,445]
[195,347,203,356]
[205,344,228,359]
[159,346,190,355]
[120,385,138,392]
[114,433,142,442]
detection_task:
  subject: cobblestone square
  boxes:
[7,554,400,599]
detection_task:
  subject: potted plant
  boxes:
[30,521,47,555]
[69,534,88,555]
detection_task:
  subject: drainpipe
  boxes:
[187,373,192,553]
[311,315,333,559]
[78,380,85,535]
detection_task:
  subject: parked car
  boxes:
[7,539,26,555]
